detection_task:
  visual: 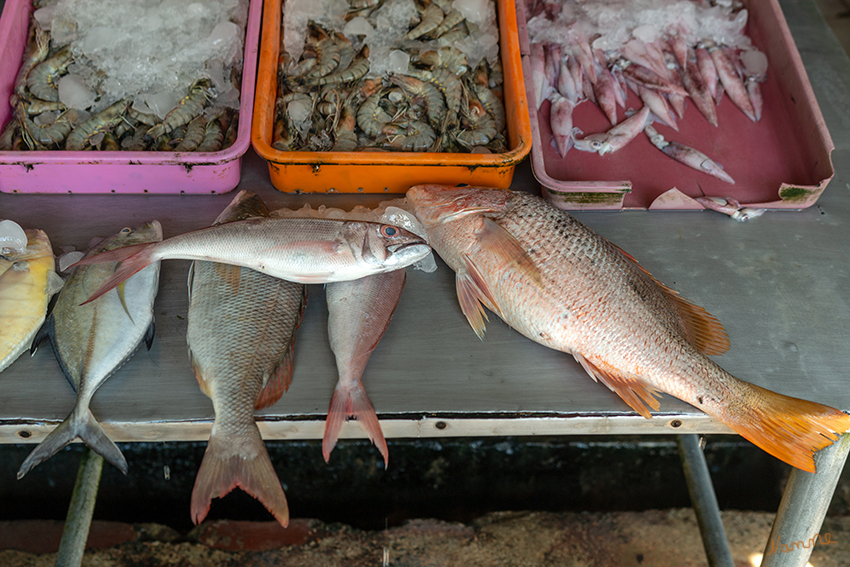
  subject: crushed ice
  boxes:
[527,0,754,53]
[0,220,28,255]
[48,0,249,115]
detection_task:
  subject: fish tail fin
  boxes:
[191,422,289,527]
[322,380,388,467]
[17,409,127,479]
[73,243,156,305]
[717,382,850,473]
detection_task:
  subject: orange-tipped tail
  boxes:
[191,423,289,527]
[323,380,388,467]
[71,243,156,305]
[718,382,850,473]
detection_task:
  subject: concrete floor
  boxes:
[0,510,848,567]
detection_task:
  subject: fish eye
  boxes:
[381,225,399,237]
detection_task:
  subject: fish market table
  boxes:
[2,1,850,565]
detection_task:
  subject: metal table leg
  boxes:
[761,434,850,567]
[677,434,734,567]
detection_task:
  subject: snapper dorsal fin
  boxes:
[610,242,730,356]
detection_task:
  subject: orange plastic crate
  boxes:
[251,0,532,193]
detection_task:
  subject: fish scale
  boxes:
[187,190,306,528]
[407,185,850,473]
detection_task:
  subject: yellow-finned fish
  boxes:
[187,191,306,528]
[18,222,162,479]
[406,184,850,473]
[0,226,63,374]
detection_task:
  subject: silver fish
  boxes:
[18,222,162,478]
[73,218,431,305]
[188,191,305,528]
[323,269,406,467]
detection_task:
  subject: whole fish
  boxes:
[1,227,63,373]
[406,185,850,473]
[324,269,406,467]
[72,217,430,305]
[18,222,162,479]
[188,191,305,528]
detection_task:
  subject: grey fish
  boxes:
[18,222,162,479]
[187,191,306,528]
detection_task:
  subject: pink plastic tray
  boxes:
[517,0,835,210]
[0,0,260,194]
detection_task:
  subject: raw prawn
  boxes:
[65,100,130,151]
[146,79,214,140]
[26,46,72,103]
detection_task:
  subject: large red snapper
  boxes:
[406,184,850,473]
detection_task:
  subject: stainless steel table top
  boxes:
[1,0,849,445]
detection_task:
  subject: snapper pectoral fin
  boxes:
[475,218,543,287]
[573,353,662,418]
[456,255,500,340]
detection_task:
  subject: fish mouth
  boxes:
[388,235,430,253]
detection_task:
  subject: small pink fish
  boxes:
[573,105,651,155]
[644,124,734,184]
[323,270,407,467]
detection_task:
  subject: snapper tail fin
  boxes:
[17,408,127,479]
[71,243,157,305]
[191,422,288,527]
[322,380,388,467]
[717,382,850,473]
